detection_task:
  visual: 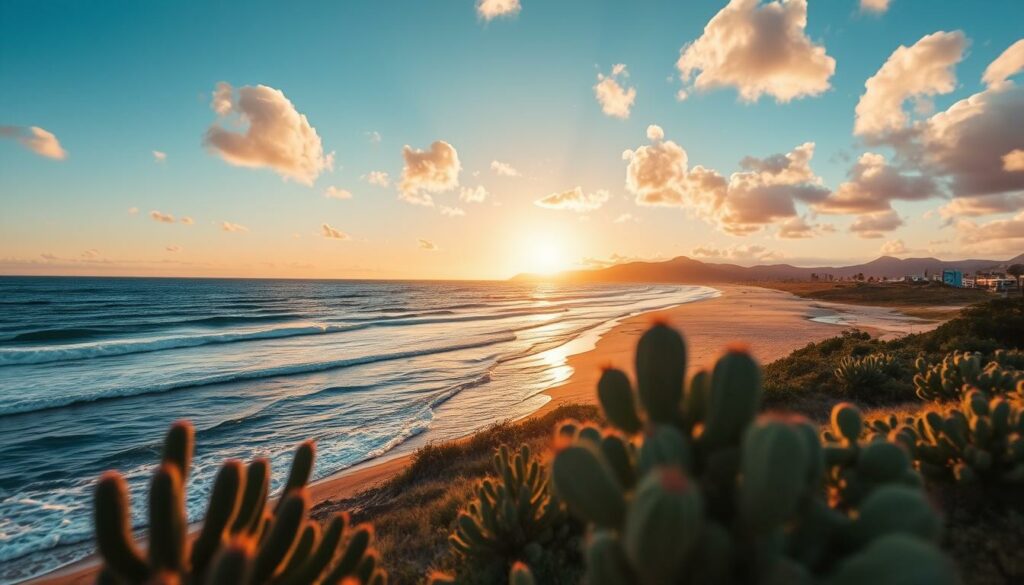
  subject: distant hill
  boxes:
[513,253,1024,284]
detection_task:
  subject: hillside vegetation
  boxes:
[762,280,993,309]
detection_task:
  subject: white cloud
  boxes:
[880,239,910,255]
[418,238,439,251]
[204,82,333,186]
[325,186,353,200]
[1004,149,1024,172]
[854,31,966,137]
[816,152,937,214]
[982,39,1024,89]
[362,171,391,187]
[535,187,610,212]
[180,216,195,225]
[490,160,520,177]
[459,185,489,203]
[321,223,349,240]
[398,140,461,206]
[152,150,167,163]
[613,213,639,224]
[849,210,904,238]
[440,206,466,217]
[594,64,637,119]
[676,0,835,103]
[859,0,890,14]
[0,126,67,160]
[221,221,248,233]
[150,210,175,223]
[476,0,520,21]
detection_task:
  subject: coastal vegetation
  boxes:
[761,280,993,310]
[86,298,1023,584]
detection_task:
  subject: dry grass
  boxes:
[759,280,992,308]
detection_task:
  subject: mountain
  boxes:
[513,254,1024,284]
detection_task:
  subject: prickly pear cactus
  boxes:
[94,421,387,585]
[914,351,1023,401]
[448,444,569,574]
[820,402,923,508]
[834,353,897,392]
[550,323,955,585]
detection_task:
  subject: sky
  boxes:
[1,0,1022,280]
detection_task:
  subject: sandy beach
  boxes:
[30,284,943,584]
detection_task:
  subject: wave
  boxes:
[0,332,517,416]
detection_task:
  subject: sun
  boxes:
[528,236,568,275]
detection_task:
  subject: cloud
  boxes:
[849,210,904,238]
[777,215,832,239]
[362,171,391,187]
[221,221,248,233]
[594,64,637,119]
[477,0,520,21]
[153,150,167,163]
[937,193,1024,219]
[676,0,835,103]
[815,152,937,214]
[535,187,610,212]
[459,185,489,203]
[81,249,100,259]
[166,245,181,253]
[418,238,439,251]
[180,216,195,225]
[623,126,829,236]
[440,206,466,217]
[490,160,520,177]
[366,131,382,145]
[691,244,781,263]
[325,186,353,200]
[854,31,966,137]
[859,0,890,14]
[321,223,349,240]
[955,210,1024,248]
[150,210,175,223]
[580,252,664,269]
[128,207,139,215]
[0,125,67,160]
[204,82,333,186]
[1004,149,1024,172]
[982,39,1024,89]
[880,239,910,255]
[613,213,639,224]
[398,140,461,206]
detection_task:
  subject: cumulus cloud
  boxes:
[937,193,1024,219]
[854,31,966,137]
[221,221,248,233]
[398,140,461,206]
[476,0,520,21]
[325,186,353,200]
[418,238,439,251]
[321,223,349,240]
[594,64,637,119]
[849,210,904,238]
[983,39,1024,89]
[777,215,832,239]
[1004,149,1024,172]
[153,150,167,163]
[623,126,829,236]
[180,216,194,225]
[953,211,1024,254]
[490,160,520,177]
[204,82,333,186]
[676,0,835,103]
[150,210,175,223]
[362,171,391,187]
[880,239,910,255]
[815,152,937,214]
[0,125,67,160]
[440,206,466,217]
[459,185,489,203]
[535,187,610,212]
[860,0,890,14]
[691,244,781,263]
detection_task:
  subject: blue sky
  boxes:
[1,0,1022,278]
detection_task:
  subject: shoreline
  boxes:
[27,284,946,584]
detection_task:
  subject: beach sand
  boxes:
[30,284,940,584]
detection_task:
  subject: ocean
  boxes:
[0,276,717,582]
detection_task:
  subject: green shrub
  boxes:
[547,323,955,584]
[94,421,386,585]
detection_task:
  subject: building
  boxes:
[976,275,1017,291]
[942,269,963,288]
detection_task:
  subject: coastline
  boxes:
[28,284,943,584]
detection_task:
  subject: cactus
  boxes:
[449,445,566,565]
[833,353,897,392]
[913,350,1023,401]
[94,421,387,585]
[547,324,954,584]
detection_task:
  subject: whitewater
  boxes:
[0,276,716,582]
